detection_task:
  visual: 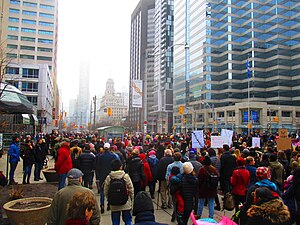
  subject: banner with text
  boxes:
[211,136,226,148]
[192,130,204,148]
[252,137,261,148]
[221,129,233,146]
[132,80,143,108]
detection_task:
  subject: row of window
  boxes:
[8,35,53,44]
[10,1,54,10]
[8,26,54,35]
[7,44,52,52]
[9,17,54,26]
[9,9,55,23]
[6,53,52,61]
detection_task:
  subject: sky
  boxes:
[57,0,139,108]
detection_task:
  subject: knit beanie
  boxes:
[133,191,154,216]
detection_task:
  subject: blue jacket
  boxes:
[8,142,20,163]
[95,151,117,184]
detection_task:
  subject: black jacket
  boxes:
[181,174,198,211]
[134,211,168,225]
[157,156,174,181]
[220,151,236,179]
[78,150,96,174]
[126,155,145,183]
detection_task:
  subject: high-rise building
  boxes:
[173,0,300,133]
[0,0,58,133]
[152,0,174,133]
[129,0,155,132]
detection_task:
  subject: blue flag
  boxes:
[246,60,251,78]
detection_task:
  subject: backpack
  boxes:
[0,171,8,186]
[107,174,128,206]
[223,192,235,211]
[204,167,219,189]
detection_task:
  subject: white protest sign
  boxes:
[211,136,226,148]
[192,130,204,148]
[221,129,233,146]
[252,137,260,148]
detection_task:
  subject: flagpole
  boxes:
[247,56,250,136]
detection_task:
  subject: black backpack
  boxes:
[108,174,128,206]
[204,167,219,189]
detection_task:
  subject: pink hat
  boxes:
[148,150,156,156]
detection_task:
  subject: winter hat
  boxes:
[183,162,194,174]
[104,143,110,149]
[202,156,211,166]
[148,150,156,156]
[256,167,271,180]
[133,191,154,216]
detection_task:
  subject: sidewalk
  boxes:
[0,153,233,224]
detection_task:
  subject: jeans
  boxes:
[24,164,33,182]
[9,162,18,182]
[197,197,215,218]
[34,162,43,180]
[111,210,132,225]
[58,173,67,190]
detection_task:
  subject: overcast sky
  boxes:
[57,0,139,108]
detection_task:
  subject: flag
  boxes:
[246,59,251,78]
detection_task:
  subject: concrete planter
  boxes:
[3,197,52,225]
[42,168,59,183]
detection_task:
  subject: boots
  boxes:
[100,205,104,214]
[23,175,26,184]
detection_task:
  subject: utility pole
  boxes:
[89,100,92,132]
[93,95,96,132]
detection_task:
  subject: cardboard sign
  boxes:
[211,136,226,148]
[279,129,288,138]
[277,137,292,150]
[252,137,260,148]
[192,130,204,148]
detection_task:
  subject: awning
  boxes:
[31,114,38,126]
[22,114,30,125]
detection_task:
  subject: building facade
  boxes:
[129,0,155,132]
[1,0,58,133]
[173,0,300,133]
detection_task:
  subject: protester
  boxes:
[55,138,73,190]
[220,144,236,193]
[147,150,159,199]
[8,136,20,185]
[78,144,96,188]
[20,139,35,184]
[245,156,257,187]
[133,191,168,225]
[104,159,134,225]
[47,168,100,225]
[65,191,96,225]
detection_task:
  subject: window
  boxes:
[282,111,291,117]
[9,17,19,22]
[9,8,20,14]
[21,45,35,51]
[22,19,36,24]
[38,38,53,44]
[37,47,52,52]
[22,10,37,16]
[7,44,18,49]
[39,21,53,27]
[21,28,36,33]
[8,26,19,31]
[37,56,52,61]
[39,12,54,18]
[20,54,34,59]
[23,1,37,7]
[27,96,37,105]
[22,68,39,78]
[40,4,54,10]
[296,112,300,117]
[8,81,19,88]
[6,53,17,58]
[10,0,20,4]
[6,67,19,74]
[227,111,235,117]
[8,35,18,40]
[21,36,35,42]
[22,82,38,92]
[38,30,53,35]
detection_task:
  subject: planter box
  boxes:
[42,168,59,183]
[3,197,52,225]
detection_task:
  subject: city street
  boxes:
[0,153,233,224]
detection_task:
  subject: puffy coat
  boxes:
[95,150,117,185]
[198,165,218,198]
[103,170,134,212]
[134,211,168,225]
[20,144,35,166]
[78,150,96,174]
[126,155,145,183]
[231,167,250,196]
[157,155,174,181]
[181,173,198,211]
[147,155,159,182]
[55,143,72,174]
[246,199,290,225]
[140,153,152,187]
[8,142,20,163]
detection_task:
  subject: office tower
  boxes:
[152,0,174,133]
[173,0,300,133]
[0,0,58,133]
[129,0,155,132]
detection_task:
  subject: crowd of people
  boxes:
[6,131,300,225]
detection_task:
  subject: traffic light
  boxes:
[108,107,112,116]
[273,116,278,122]
[178,106,184,114]
[183,117,187,123]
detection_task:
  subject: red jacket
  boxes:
[55,143,72,174]
[197,165,218,198]
[139,153,153,187]
[231,167,250,196]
